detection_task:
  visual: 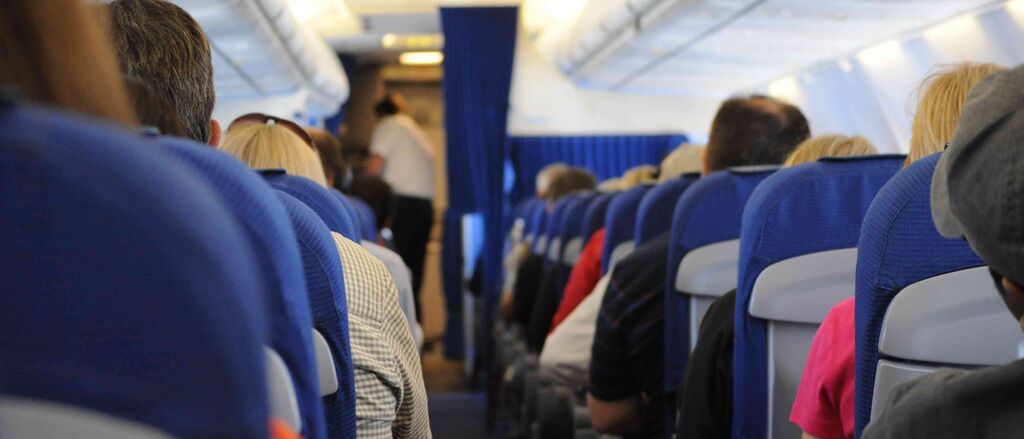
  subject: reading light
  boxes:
[400,51,444,66]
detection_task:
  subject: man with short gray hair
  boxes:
[863,64,1024,438]
[108,0,219,145]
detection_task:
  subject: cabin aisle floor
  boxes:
[422,340,487,438]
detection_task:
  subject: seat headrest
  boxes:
[733,154,904,439]
[0,104,268,438]
[160,138,325,439]
[345,195,378,242]
[558,193,597,247]
[635,174,699,245]
[273,191,358,439]
[664,166,776,394]
[601,184,652,274]
[265,173,359,240]
[853,153,984,436]
[581,193,615,243]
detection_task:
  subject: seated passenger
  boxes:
[351,174,424,348]
[221,120,432,438]
[676,130,883,439]
[789,63,1002,439]
[0,1,136,126]
[306,127,348,191]
[1,2,294,437]
[123,75,187,137]
[863,63,1024,439]
[589,96,811,438]
[538,145,705,388]
[500,162,569,321]
[523,167,598,351]
[550,144,706,333]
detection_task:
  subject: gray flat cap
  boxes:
[931,64,1024,283]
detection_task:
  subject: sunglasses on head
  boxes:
[229,113,314,147]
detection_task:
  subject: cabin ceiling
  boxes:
[558,0,999,96]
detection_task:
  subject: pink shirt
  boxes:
[790,297,855,439]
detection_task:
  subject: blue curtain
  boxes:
[508,134,688,203]
[440,7,518,359]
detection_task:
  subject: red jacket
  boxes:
[549,228,605,332]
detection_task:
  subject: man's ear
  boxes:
[207,119,222,147]
[1000,277,1024,331]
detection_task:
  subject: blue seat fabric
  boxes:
[600,185,652,274]
[732,155,904,439]
[161,138,326,439]
[581,193,615,244]
[265,173,359,241]
[275,191,358,439]
[635,174,699,245]
[853,153,984,437]
[0,105,268,438]
[346,195,378,242]
[664,168,776,395]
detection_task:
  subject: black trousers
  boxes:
[392,194,433,321]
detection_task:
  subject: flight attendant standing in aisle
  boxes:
[366,94,436,322]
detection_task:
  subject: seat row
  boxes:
[0,103,382,438]
[502,152,1020,439]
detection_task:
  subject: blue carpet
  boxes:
[429,392,487,438]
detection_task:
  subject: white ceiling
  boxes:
[559,0,1001,96]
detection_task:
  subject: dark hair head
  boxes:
[374,95,401,117]
[705,95,810,172]
[108,0,214,143]
[306,127,346,187]
[546,167,597,204]
[349,175,393,230]
[123,75,186,137]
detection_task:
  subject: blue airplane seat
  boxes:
[346,195,378,242]
[265,173,359,241]
[732,155,904,439]
[634,173,700,245]
[541,195,576,269]
[275,190,358,439]
[581,192,615,244]
[526,198,548,249]
[854,154,990,437]
[664,167,777,398]
[327,190,364,242]
[554,193,598,295]
[0,104,268,438]
[161,138,326,438]
[601,184,653,274]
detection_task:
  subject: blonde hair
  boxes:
[783,135,878,167]
[221,123,328,187]
[906,62,1004,165]
[659,145,705,182]
[620,165,658,189]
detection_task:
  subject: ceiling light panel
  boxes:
[565,0,994,96]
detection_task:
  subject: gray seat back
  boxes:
[748,248,858,439]
[871,266,1022,420]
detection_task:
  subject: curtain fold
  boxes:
[508,134,688,203]
[440,7,519,359]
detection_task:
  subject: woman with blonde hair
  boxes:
[789,62,1005,439]
[906,62,1004,164]
[221,118,329,187]
[784,134,878,167]
[222,115,432,438]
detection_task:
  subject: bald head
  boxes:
[704,95,810,173]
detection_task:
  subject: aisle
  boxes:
[422,341,486,438]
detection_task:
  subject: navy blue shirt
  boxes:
[589,232,671,438]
